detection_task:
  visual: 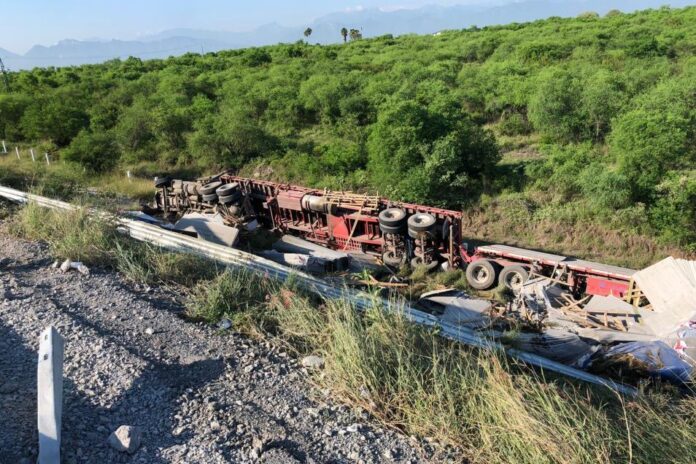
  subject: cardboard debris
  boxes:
[418,289,492,329]
[173,213,240,247]
[260,250,345,274]
[633,257,696,337]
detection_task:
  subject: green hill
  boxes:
[1,6,694,260]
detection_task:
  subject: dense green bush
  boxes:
[1,6,695,248]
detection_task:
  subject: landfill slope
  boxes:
[0,233,443,463]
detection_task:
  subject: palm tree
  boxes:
[349,29,362,41]
[304,28,313,39]
[340,27,348,43]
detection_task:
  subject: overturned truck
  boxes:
[150,172,636,298]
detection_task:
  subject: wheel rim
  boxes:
[475,267,489,283]
[505,271,524,290]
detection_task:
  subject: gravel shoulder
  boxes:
[0,233,435,463]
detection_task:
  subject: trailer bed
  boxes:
[476,244,636,280]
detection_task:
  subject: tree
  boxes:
[610,77,695,201]
[63,129,119,172]
[340,28,348,43]
[367,100,499,205]
[304,28,313,39]
[528,68,584,142]
[20,90,89,146]
[349,29,363,41]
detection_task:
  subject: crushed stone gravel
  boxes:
[0,232,451,463]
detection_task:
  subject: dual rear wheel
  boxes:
[465,260,529,292]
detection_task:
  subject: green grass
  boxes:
[6,202,219,287]
[0,156,154,208]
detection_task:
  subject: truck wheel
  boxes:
[499,265,529,293]
[202,193,218,203]
[407,213,436,233]
[380,223,405,235]
[379,208,407,227]
[199,181,222,195]
[411,256,439,271]
[154,176,171,188]
[466,259,498,290]
[216,182,240,197]
[218,191,242,205]
[382,251,406,267]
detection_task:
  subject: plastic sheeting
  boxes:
[602,341,693,384]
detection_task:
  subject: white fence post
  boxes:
[1,140,6,153]
[45,153,51,165]
[15,146,20,159]
[127,170,132,182]
[30,148,36,162]
[37,326,64,464]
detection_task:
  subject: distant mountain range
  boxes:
[1,0,694,70]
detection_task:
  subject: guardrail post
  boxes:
[37,326,64,464]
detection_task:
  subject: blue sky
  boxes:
[0,0,484,53]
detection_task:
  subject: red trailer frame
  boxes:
[153,173,636,298]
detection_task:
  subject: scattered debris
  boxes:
[260,250,345,274]
[173,212,240,247]
[600,341,693,384]
[301,355,325,369]
[218,318,232,330]
[107,425,142,454]
[417,289,492,329]
[58,259,89,275]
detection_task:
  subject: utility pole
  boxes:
[0,57,10,91]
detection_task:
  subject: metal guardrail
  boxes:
[0,184,638,396]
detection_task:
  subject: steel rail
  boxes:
[0,184,638,396]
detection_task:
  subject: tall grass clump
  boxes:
[185,269,273,324]
[113,241,218,287]
[9,202,117,264]
[8,202,220,288]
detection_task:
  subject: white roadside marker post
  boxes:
[127,170,132,183]
[30,148,36,162]
[45,153,51,165]
[37,326,65,464]
[1,140,6,153]
[15,146,20,159]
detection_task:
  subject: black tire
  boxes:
[499,265,529,292]
[216,182,240,197]
[466,259,498,290]
[154,176,171,188]
[199,181,222,195]
[382,250,406,267]
[218,192,242,204]
[411,256,439,271]
[407,213,436,233]
[379,208,407,227]
[202,193,218,202]
[380,223,405,235]
[184,183,198,196]
[408,228,434,239]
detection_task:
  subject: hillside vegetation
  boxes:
[1,6,695,261]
